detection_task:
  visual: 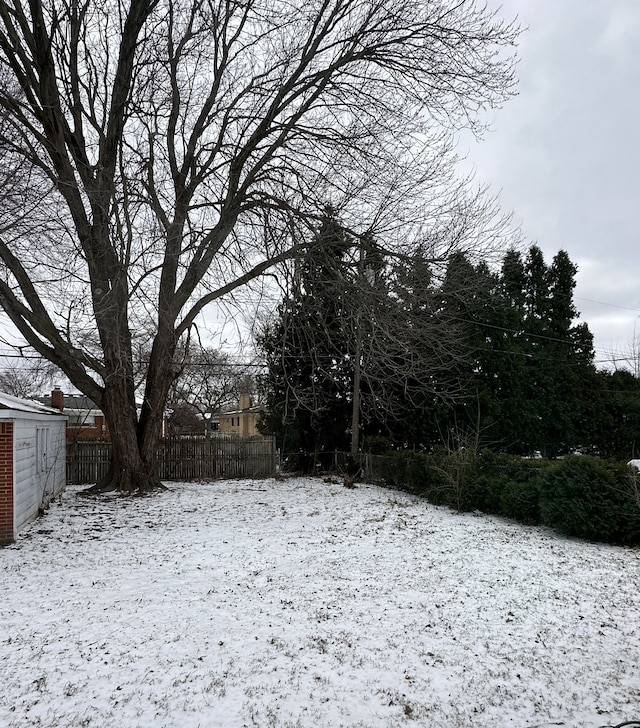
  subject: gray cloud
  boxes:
[459,0,640,365]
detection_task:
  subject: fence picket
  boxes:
[66,437,277,484]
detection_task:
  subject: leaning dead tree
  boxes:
[0,0,518,491]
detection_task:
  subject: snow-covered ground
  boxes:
[1,477,639,728]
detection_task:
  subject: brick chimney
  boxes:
[239,392,251,410]
[51,386,64,411]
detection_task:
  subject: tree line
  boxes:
[257,219,640,463]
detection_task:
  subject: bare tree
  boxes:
[606,324,640,378]
[0,0,519,491]
[0,357,60,399]
[167,343,253,430]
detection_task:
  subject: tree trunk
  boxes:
[93,433,161,494]
[86,378,163,494]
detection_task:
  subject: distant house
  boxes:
[41,387,108,442]
[218,393,265,437]
[41,387,169,441]
[0,392,67,546]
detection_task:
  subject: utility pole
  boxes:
[351,240,370,454]
[350,328,362,454]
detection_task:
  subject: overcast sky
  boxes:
[458,0,640,369]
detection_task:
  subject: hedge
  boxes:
[368,451,640,546]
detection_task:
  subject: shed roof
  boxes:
[0,391,66,417]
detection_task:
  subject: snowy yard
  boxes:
[1,477,639,728]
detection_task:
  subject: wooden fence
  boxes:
[66,436,277,484]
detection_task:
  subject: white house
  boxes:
[0,392,67,546]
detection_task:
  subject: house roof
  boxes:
[0,391,66,417]
[38,393,98,411]
[220,405,264,416]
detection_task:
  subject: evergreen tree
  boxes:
[524,250,595,455]
[433,252,500,450]
[379,249,463,447]
[258,227,473,457]
[258,211,356,459]
[436,246,598,457]
[591,369,640,459]
[486,249,529,448]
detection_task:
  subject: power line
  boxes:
[576,296,640,313]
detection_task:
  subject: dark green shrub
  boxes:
[538,456,640,544]
[499,476,541,524]
[403,453,444,498]
[419,450,467,507]
[362,436,392,455]
[449,451,541,516]
[497,457,546,524]
[374,449,545,517]
[461,450,509,514]
[365,447,640,545]
[373,450,453,503]
[600,459,640,545]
